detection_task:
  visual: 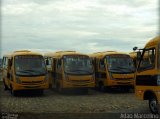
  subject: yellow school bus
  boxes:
[2,50,48,96]
[90,51,135,92]
[135,36,160,114]
[44,51,95,93]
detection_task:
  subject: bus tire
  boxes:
[10,85,18,96]
[57,83,63,93]
[81,88,88,94]
[98,82,106,92]
[121,87,130,92]
[49,84,52,89]
[11,89,18,96]
[38,90,44,95]
[3,81,9,90]
[149,96,158,114]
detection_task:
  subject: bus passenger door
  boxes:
[136,48,156,91]
[2,57,10,88]
[45,57,53,88]
[55,59,63,88]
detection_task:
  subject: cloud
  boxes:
[1,0,159,57]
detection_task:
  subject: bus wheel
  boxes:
[10,86,18,96]
[3,81,9,90]
[149,97,158,114]
[49,84,52,89]
[81,88,88,94]
[121,87,130,92]
[57,83,63,93]
[38,90,44,95]
[98,83,106,92]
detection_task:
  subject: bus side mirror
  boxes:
[137,51,141,60]
[133,46,138,51]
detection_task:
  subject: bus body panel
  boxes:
[62,75,95,88]
[135,36,160,101]
[90,51,135,89]
[44,51,95,90]
[2,50,49,93]
[135,36,160,113]
[10,75,48,90]
[136,86,160,101]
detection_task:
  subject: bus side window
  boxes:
[46,58,52,69]
[8,58,13,68]
[2,57,6,68]
[44,58,48,65]
[4,57,8,69]
[95,58,98,71]
[139,48,155,70]
[52,58,56,71]
[149,49,155,64]
[158,44,160,69]
[57,59,62,70]
[99,59,105,70]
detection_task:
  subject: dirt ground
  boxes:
[0,80,159,119]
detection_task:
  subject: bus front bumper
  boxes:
[62,81,95,88]
[106,80,135,88]
[13,83,49,91]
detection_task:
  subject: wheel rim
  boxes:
[150,99,158,113]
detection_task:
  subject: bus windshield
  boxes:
[106,55,135,73]
[64,55,93,75]
[15,55,46,76]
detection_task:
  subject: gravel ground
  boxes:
[1,79,157,119]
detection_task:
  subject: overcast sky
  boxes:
[1,0,159,57]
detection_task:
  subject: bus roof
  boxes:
[44,51,89,58]
[145,36,160,48]
[90,51,129,59]
[129,52,137,59]
[3,50,43,58]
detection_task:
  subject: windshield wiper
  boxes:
[117,66,135,72]
[110,66,135,72]
[16,70,34,75]
[67,69,92,74]
[17,69,46,75]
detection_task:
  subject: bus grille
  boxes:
[69,79,91,83]
[21,81,43,85]
[114,78,133,80]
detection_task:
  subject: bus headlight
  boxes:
[157,75,160,86]
[64,74,69,80]
[109,73,114,80]
[16,76,21,84]
[44,74,48,83]
[92,74,95,81]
